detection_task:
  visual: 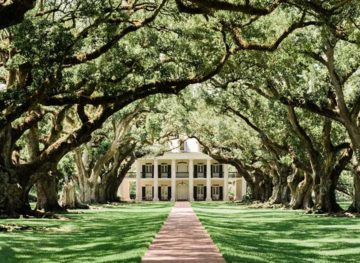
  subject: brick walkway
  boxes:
[142,202,225,263]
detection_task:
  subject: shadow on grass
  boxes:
[0,202,172,263]
[192,202,360,263]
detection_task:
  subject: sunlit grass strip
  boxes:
[192,202,360,263]
[0,202,172,263]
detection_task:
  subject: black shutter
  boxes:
[168,187,171,201]
[152,187,154,199]
[211,165,214,178]
[151,165,154,178]
[194,186,197,201]
[158,165,161,178]
[204,165,207,177]
[211,186,214,199]
[194,165,198,178]
[220,186,223,200]
[158,187,161,200]
[142,165,145,178]
[204,186,207,199]
[168,165,171,178]
[220,165,223,178]
[142,187,146,201]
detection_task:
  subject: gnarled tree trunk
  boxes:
[348,159,360,213]
[316,175,341,213]
[97,156,135,203]
[60,180,89,209]
[249,172,272,202]
[269,166,290,205]
[0,126,29,217]
[0,168,26,217]
[315,148,352,213]
[35,169,65,212]
[288,170,313,210]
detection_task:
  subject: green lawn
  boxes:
[192,202,360,263]
[0,203,172,263]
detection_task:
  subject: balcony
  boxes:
[128,172,136,178]
[176,172,189,178]
[142,173,153,178]
[228,172,241,178]
[160,172,170,179]
[211,173,223,178]
[195,172,205,178]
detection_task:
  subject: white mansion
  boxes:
[119,138,246,201]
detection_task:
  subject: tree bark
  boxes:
[97,157,135,203]
[248,172,272,202]
[0,0,36,30]
[269,165,290,205]
[78,179,98,204]
[0,126,29,217]
[288,169,314,210]
[0,168,26,217]
[316,174,342,213]
[60,181,89,209]
[35,170,65,212]
[349,162,360,212]
[315,147,352,213]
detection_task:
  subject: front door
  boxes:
[197,186,204,200]
[161,186,168,201]
[176,183,188,200]
[212,186,220,200]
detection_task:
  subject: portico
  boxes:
[135,152,229,202]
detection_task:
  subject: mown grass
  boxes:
[0,202,172,263]
[192,202,360,263]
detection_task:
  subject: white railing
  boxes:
[176,172,189,178]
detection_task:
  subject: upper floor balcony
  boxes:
[137,162,227,179]
[176,172,188,178]
[139,171,226,179]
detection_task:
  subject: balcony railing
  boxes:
[228,172,241,178]
[128,172,136,178]
[195,172,205,178]
[160,172,170,178]
[132,171,237,179]
[142,173,153,178]
[211,173,223,178]
[176,172,189,178]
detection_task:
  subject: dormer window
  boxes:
[180,141,185,151]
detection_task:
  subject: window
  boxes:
[197,164,204,173]
[212,186,220,195]
[161,164,168,173]
[197,185,204,195]
[213,164,220,173]
[145,164,152,173]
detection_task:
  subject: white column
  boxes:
[223,164,229,201]
[206,159,211,201]
[241,177,247,199]
[153,159,159,201]
[189,159,194,201]
[136,160,142,201]
[171,159,176,201]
